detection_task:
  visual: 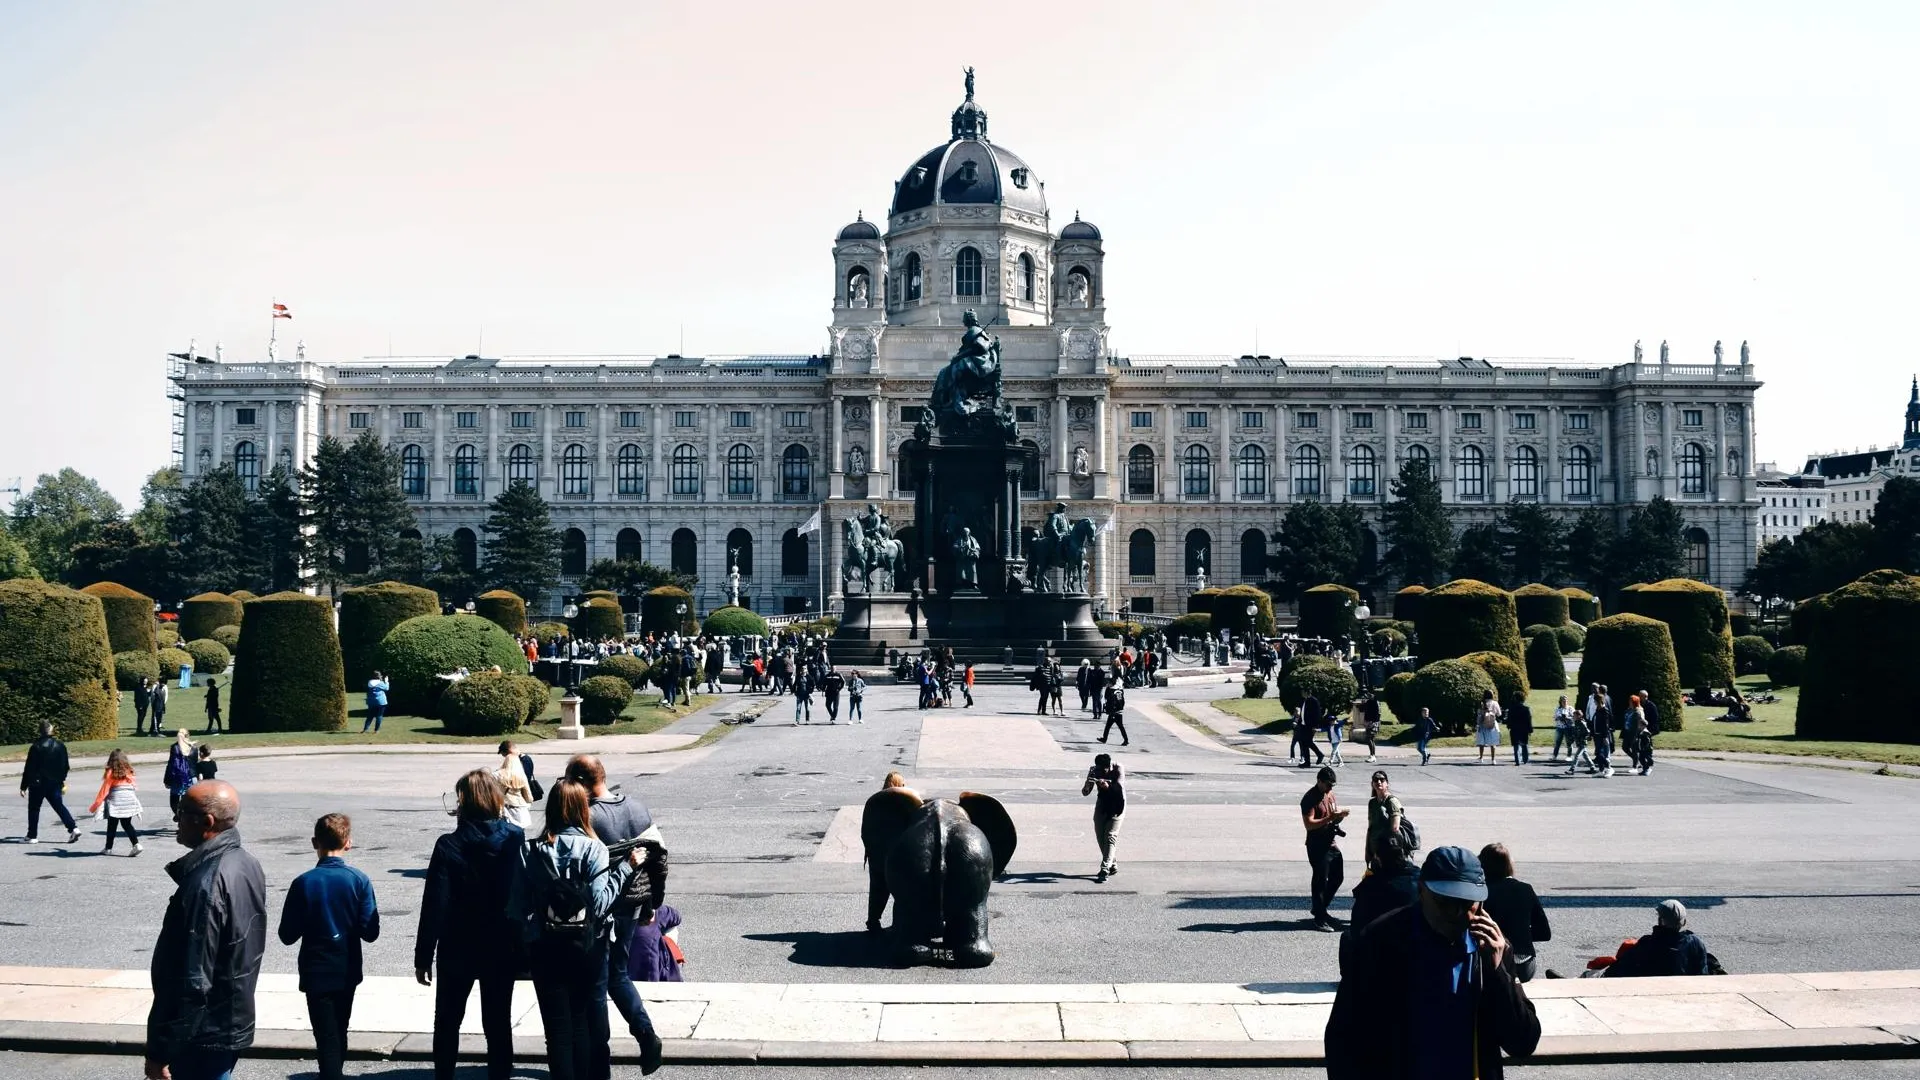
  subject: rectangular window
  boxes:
[565,410,587,428]
[347,411,368,429]
[1130,597,1154,615]
[619,410,641,428]
[783,410,808,428]
[1186,411,1209,429]
[402,411,422,429]
[1459,412,1483,430]
[1405,412,1429,430]
[1683,409,1703,427]
[236,408,258,426]
[1130,411,1153,429]
[1513,412,1536,430]
[901,406,926,423]
[1566,413,1591,431]
[455,411,476,429]
[1294,411,1319,429]
[674,411,697,428]
[511,411,533,429]
[1015,406,1039,424]
[1350,412,1373,429]
[1241,411,1263,429]
[730,410,752,428]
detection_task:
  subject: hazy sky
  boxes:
[3,1,1915,505]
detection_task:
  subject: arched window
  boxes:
[1645,448,1660,477]
[1291,444,1321,498]
[1236,445,1267,497]
[903,252,923,302]
[1128,528,1156,577]
[726,528,754,577]
[1727,449,1743,477]
[1349,445,1377,498]
[781,444,811,496]
[671,527,698,577]
[1184,529,1211,577]
[1406,444,1430,469]
[616,444,643,495]
[897,439,923,493]
[234,441,259,494]
[401,444,426,496]
[671,444,700,495]
[1127,445,1156,497]
[1685,527,1711,580]
[846,266,870,306]
[452,527,478,572]
[1182,445,1212,497]
[1565,445,1594,499]
[1240,529,1268,579]
[955,246,982,297]
[1511,445,1539,499]
[781,528,809,577]
[1457,445,1486,499]
[616,527,642,563]
[1018,253,1035,302]
[562,444,590,495]
[561,528,587,576]
[454,445,478,495]
[1679,443,1706,494]
[1020,439,1041,494]
[507,444,534,486]
[726,444,756,497]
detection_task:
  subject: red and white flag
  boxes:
[272,303,292,320]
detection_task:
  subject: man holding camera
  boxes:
[1301,766,1348,931]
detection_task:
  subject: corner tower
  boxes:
[1905,376,1920,451]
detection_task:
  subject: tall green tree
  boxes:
[1563,507,1617,593]
[9,468,123,580]
[1382,458,1453,586]
[581,557,688,595]
[1615,495,1687,585]
[0,519,39,582]
[301,432,417,592]
[391,532,482,603]
[172,465,253,595]
[1270,501,1367,600]
[247,464,306,592]
[131,467,187,543]
[1869,475,1920,573]
[1451,523,1508,587]
[65,520,175,598]
[1744,520,1872,603]
[481,482,561,607]
[1495,500,1567,585]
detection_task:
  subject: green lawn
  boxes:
[0,685,715,762]
[1210,676,1920,768]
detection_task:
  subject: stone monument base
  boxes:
[833,591,1113,669]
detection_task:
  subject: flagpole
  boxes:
[269,298,278,354]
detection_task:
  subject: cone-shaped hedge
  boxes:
[0,580,120,743]
[374,613,531,716]
[1795,570,1920,742]
[703,605,769,638]
[1214,584,1277,637]
[474,589,528,635]
[1393,585,1427,622]
[640,587,697,636]
[339,581,440,685]
[1526,629,1568,690]
[575,597,626,640]
[1512,584,1570,629]
[1618,578,1735,689]
[1460,649,1530,704]
[80,582,157,656]
[1407,658,1497,735]
[1576,614,1685,732]
[1558,588,1600,625]
[229,592,347,732]
[1298,584,1361,641]
[181,592,244,642]
[1415,579,1524,667]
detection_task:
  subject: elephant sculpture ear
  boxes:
[958,791,1018,877]
[860,787,926,863]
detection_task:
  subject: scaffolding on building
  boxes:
[166,347,193,470]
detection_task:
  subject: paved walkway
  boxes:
[1,965,1915,1064]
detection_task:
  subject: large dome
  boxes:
[888,74,1046,218]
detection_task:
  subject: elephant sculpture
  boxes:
[862,788,1017,967]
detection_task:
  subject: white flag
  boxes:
[797,509,822,535]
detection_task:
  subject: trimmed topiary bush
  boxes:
[1576,614,1685,733]
[1795,570,1920,741]
[531,621,571,647]
[1242,673,1268,699]
[583,590,621,608]
[1298,584,1362,641]
[230,592,348,733]
[156,625,180,650]
[1559,588,1600,625]
[1522,624,1556,640]
[1554,624,1586,654]
[1619,578,1735,689]
[439,671,528,736]
[113,649,161,691]
[474,590,528,635]
[339,581,441,687]
[1166,612,1212,644]
[1213,584,1277,637]
[574,597,625,641]
[0,580,121,743]
[210,624,241,651]
[1394,585,1427,622]
[1187,587,1224,615]
[1526,630,1567,690]
[577,674,634,725]
[703,605,769,639]
[1278,655,1359,717]
[1733,635,1775,677]
[598,654,652,688]
[374,614,532,716]
[157,647,194,680]
[228,590,258,603]
[1097,620,1145,640]
[1415,579,1524,668]
[1459,649,1529,704]
[1383,670,1417,723]
[1768,645,1806,687]
[641,586,697,636]
[1370,627,1409,657]
[183,638,232,677]
[515,674,551,724]
[1730,612,1756,637]
[1512,584,1570,629]
[80,582,157,656]
[181,592,244,643]
[1406,658,1497,735]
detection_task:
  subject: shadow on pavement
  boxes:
[742,929,903,969]
[1179,918,1328,935]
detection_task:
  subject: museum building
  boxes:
[169,78,1762,616]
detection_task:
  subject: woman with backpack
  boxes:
[1474,688,1503,763]
[164,730,195,819]
[522,779,640,1080]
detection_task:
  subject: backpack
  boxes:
[535,842,605,960]
[1397,815,1421,853]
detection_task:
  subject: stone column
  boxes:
[211,399,224,476]
[1386,405,1399,484]
[707,405,721,502]
[1599,406,1614,503]
[1093,395,1110,499]
[1161,403,1176,501]
[870,395,887,497]
[431,404,445,499]
[1274,404,1288,503]
[267,400,281,472]
[1329,404,1345,502]
[1658,402,1673,501]
[1546,405,1560,503]
[829,398,845,499]
[1714,400,1727,504]
[541,405,555,500]
[761,404,775,503]
[1216,403,1229,503]
[1053,395,1069,498]
[486,405,500,497]
[1438,405,1453,501]
[1492,405,1506,503]
[650,403,664,500]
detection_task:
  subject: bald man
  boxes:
[145,781,267,1080]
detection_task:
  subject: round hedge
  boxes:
[1393,585,1427,622]
[1406,658,1497,735]
[1187,587,1224,615]
[1768,645,1806,687]
[641,586,697,636]
[439,671,528,736]
[1097,620,1145,640]
[1554,623,1586,654]
[703,605,769,638]
[1733,635,1775,676]
[1522,624,1555,640]
[339,581,441,686]
[1242,673,1268,699]
[228,590,258,603]
[1525,630,1567,690]
[1278,655,1359,717]
[1730,612,1756,637]
[183,638,232,676]
[531,621,571,646]
[114,650,161,691]
[575,597,626,640]
[1575,614,1685,733]
[230,592,348,732]
[1619,578,1735,689]
[577,674,634,725]
[374,614,531,717]
[1298,584,1361,641]
[0,580,120,743]
[157,647,193,680]
[80,582,157,656]
[1166,612,1211,644]
[181,592,244,643]
[474,590,528,635]
[1460,650,1529,704]
[1558,588,1600,625]
[583,590,620,608]
[156,625,180,650]
[1212,584,1276,637]
[1383,670,1416,722]
[1794,571,1920,741]
[210,624,241,651]
[1415,579,1524,668]
[598,654,652,688]
[1512,584,1570,629]
[515,674,550,724]
[1370,627,1409,657]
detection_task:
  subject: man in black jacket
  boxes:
[1325,846,1541,1080]
[568,754,666,1076]
[19,720,79,844]
[1638,688,1660,775]
[146,781,266,1080]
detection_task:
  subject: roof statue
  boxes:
[965,66,975,101]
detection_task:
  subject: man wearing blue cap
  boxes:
[1325,845,1540,1079]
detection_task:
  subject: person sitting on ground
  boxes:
[1604,900,1711,978]
[1341,834,1418,973]
[1479,843,1550,983]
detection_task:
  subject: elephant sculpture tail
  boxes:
[930,801,952,934]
